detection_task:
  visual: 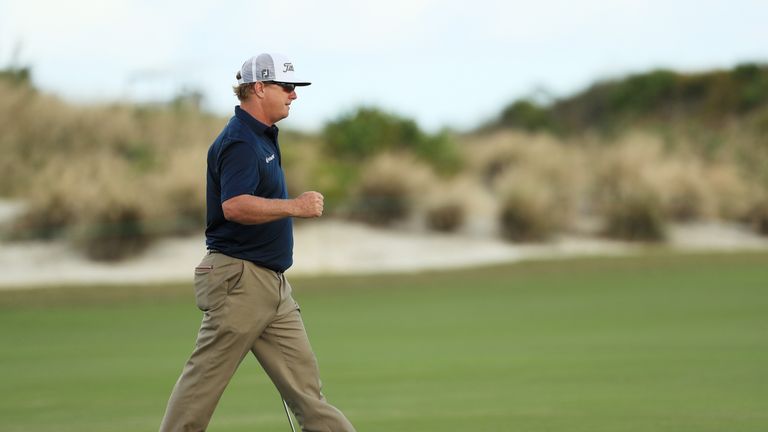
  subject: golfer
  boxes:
[160,53,356,432]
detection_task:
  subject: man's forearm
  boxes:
[222,194,297,225]
[222,191,324,225]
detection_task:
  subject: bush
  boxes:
[150,148,207,235]
[468,131,534,188]
[418,175,491,234]
[703,162,754,221]
[649,158,716,221]
[323,107,460,173]
[422,177,477,233]
[747,196,768,235]
[351,181,410,227]
[468,131,583,197]
[498,188,561,242]
[10,148,207,259]
[496,169,567,242]
[591,137,668,241]
[601,190,667,241]
[497,99,556,132]
[590,132,757,225]
[0,65,32,87]
[468,131,584,238]
[70,204,151,261]
[0,81,226,259]
[281,136,359,214]
[348,153,434,226]
[10,157,86,240]
[9,194,75,241]
[426,201,465,232]
[484,63,768,136]
[11,153,157,261]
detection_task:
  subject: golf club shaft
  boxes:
[282,398,297,432]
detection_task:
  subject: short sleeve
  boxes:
[218,141,261,203]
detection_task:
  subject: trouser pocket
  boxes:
[193,254,244,311]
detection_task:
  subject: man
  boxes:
[160,53,356,432]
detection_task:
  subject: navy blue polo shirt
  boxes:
[205,106,293,272]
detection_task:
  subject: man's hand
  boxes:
[293,191,324,218]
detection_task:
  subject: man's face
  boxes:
[262,82,298,124]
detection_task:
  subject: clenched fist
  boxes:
[293,191,324,218]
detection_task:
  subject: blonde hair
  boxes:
[232,72,256,101]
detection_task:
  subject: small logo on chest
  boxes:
[265,154,276,164]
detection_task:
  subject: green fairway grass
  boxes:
[1,251,767,431]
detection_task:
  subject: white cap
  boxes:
[236,53,311,86]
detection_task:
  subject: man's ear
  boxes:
[252,82,265,98]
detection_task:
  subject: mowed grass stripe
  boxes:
[0,251,766,432]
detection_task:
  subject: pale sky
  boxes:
[1,0,766,132]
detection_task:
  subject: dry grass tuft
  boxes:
[746,194,768,235]
[589,132,760,240]
[421,178,478,233]
[12,153,153,260]
[349,153,435,226]
[495,168,568,241]
[590,134,668,240]
[0,82,224,258]
[464,131,586,241]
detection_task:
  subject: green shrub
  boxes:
[0,65,32,87]
[309,160,360,213]
[488,63,768,136]
[323,107,414,159]
[608,69,678,114]
[322,107,460,172]
[281,136,360,213]
[415,130,462,174]
[497,99,555,132]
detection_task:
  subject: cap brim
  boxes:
[274,80,311,86]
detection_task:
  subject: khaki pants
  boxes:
[160,253,356,432]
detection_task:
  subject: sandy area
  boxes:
[1,214,767,289]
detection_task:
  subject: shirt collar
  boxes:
[234,106,279,141]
